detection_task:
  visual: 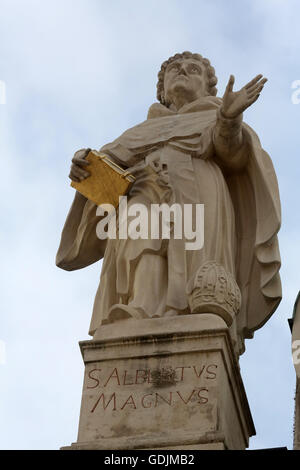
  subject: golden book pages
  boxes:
[71,150,135,207]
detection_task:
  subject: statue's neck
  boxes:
[168,96,195,112]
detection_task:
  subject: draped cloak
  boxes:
[56,96,282,353]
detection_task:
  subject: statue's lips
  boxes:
[173,75,188,81]
[171,75,189,86]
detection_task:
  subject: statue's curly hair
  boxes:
[157,51,218,105]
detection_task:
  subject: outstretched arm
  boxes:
[213,74,267,171]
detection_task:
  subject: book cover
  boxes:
[71,150,135,207]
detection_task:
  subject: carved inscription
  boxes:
[86,364,218,413]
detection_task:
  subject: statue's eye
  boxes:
[189,64,201,73]
[169,63,180,72]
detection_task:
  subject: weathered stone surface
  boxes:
[63,315,255,450]
[57,51,281,450]
[56,52,282,357]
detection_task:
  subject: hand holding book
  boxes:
[69,149,135,208]
[69,148,91,183]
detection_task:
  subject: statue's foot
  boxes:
[105,304,148,324]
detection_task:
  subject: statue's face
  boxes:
[163,58,207,107]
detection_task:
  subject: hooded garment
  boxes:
[56,96,281,353]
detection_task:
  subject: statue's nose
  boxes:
[178,65,188,76]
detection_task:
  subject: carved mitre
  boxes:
[189,261,241,326]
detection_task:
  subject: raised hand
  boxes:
[221,74,267,119]
[69,148,91,182]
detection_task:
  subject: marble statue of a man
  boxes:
[56,52,281,354]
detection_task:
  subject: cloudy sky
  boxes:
[0,0,299,450]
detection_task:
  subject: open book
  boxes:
[71,150,135,207]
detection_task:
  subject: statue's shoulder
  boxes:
[147,102,171,120]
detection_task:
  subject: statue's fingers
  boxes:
[72,156,90,166]
[247,84,265,98]
[70,169,84,181]
[225,74,235,94]
[73,148,88,158]
[247,78,268,94]
[69,172,80,182]
[247,94,260,106]
[78,166,90,178]
[245,74,263,89]
[247,86,263,99]
[72,165,90,179]
[72,148,91,164]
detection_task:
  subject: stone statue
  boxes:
[56,51,281,355]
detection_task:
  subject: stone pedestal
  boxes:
[63,314,255,450]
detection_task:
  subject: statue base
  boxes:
[62,314,255,450]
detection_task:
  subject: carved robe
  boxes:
[56,96,281,353]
